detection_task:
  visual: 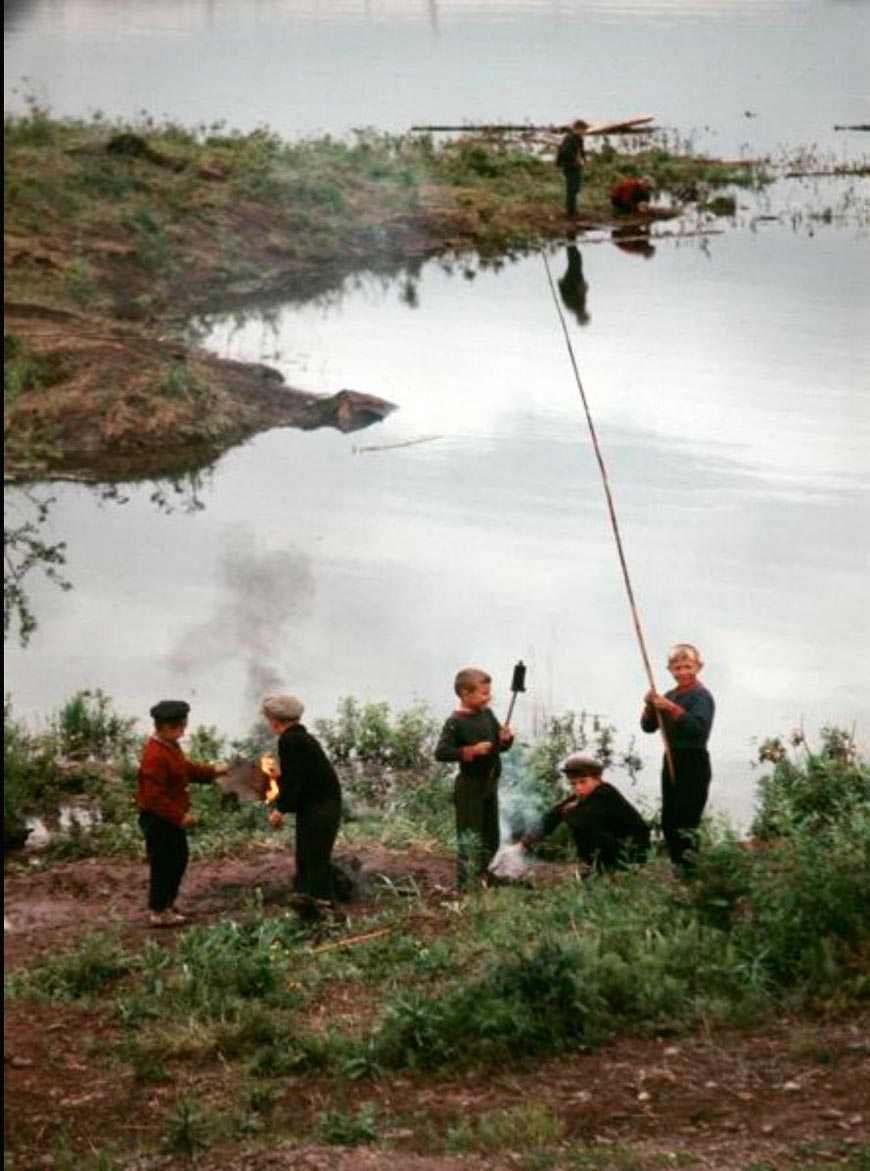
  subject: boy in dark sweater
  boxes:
[435,667,514,891]
[522,755,650,872]
[263,693,343,904]
[556,119,589,217]
[641,642,715,869]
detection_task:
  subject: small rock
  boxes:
[638,1090,652,1102]
[782,1080,801,1092]
[848,1114,864,1126]
[761,1123,775,1134]
[8,1055,34,1069]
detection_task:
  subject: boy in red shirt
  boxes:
[610,174,654,214]
[136,699,226,926]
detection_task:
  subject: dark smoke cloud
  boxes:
[167,532,314,713]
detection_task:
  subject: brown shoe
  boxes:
[149,909,187,927]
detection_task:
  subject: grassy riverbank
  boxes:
[4,108,765,481]
[4,693,869,1169]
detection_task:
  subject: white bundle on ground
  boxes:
[488,840,532,882]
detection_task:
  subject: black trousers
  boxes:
[454,774,500,890]
[563,167,582,215]
[572,828,649,873]
[660,748,711,867]
[139,812,188,911]
[293,799,341,900]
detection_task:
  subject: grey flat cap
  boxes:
[561,754,603,777]
[262,694,304,722]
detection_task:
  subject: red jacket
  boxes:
[610,177,652,212]
[136,736,217,826]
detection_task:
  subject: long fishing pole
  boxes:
[542,250,675,781]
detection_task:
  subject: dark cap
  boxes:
[561,754,603,778]
[149,699,190,725]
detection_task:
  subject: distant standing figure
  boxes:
[522,754,650,872]
[641,643,715,870]
[435,667,514,891]
[263,694,343,904]
[558,243,591,325]
[136,699,226,927]
[610,174,654,214]
[556,120,589,217]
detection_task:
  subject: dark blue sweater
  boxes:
[641,683,715,749]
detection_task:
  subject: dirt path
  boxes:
[5,846,869,1169]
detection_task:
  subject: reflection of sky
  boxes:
[5,0,870,159]
[6,224,869,829]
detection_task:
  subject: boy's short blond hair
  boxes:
[667,643,702,666]
[454,667,491,698]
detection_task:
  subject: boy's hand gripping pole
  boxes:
[503,660,527,727]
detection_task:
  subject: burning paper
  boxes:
[215,756,275,805]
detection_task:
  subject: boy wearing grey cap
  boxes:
[522,754,650,873]
[137,700,227,926]
[262,694,342,906]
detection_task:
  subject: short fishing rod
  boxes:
[541,250,675,781]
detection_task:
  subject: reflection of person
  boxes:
[264,694,343,904]
[137,699,226,927]
[556,120,589,217]
[522,755,650,872]
[641,643,715,870]
[610,174,654,214]
[611,223,656,259]
[558,244,591,325]
[435,668,514,891]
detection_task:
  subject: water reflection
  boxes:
[5,0,868,161]
[3,487,72,647]
[3,471,214,647]
[557,244,592,325]
[4,232,869,830]
[611,224,656,259]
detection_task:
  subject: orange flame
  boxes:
[260,754,280,804]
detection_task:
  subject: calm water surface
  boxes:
[5,0,870,159]
[6,227,869,825]
[5,0,870,826]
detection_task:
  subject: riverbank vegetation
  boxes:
[4,105,768,483]
[4,691,869,1168]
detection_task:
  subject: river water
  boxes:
[5,1,870,826]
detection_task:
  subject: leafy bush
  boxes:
[315,1103,381,1146]
[54,688,138,761]
[4,696,54,835]
[752,726,870,839]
